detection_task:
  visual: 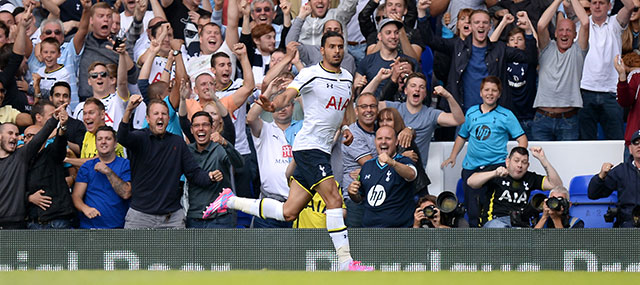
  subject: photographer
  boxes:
[534,187,584,229]
[412,195,469,228]
[413,195,446,228]
[467,146,562,228]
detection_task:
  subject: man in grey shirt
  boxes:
[294,0,358,46]
[380,73,465,169]
[285,17,356,75]
[342,93,378,228]
[78,2,138,101]
[531,0,589,141]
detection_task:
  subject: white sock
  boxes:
[229,197,285,221]
[326,208,352,269]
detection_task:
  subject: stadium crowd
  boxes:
[0,0,639,233]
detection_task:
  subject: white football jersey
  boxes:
[288,63,352,154]
[74,92,127,131]
[216,79,250,155]
[36,65,72,99]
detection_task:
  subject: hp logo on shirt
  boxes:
[367,185,386,207]
[474,125,492,141]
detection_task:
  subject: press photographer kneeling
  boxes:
[534,187,584,228]
[412,192,469,228]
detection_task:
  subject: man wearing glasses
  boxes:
[341,92,378,228]
[73,32,133,132]
[588,130,640,228]
[78,1,139,102]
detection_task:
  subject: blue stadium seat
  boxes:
[456,178,464,205]
[455,178,469,221]
[236,211,253,228]
[568,175,618,228]
[529,189,549,200]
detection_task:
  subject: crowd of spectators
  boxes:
[0,0,638,230]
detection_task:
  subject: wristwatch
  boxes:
[172,50,181,56]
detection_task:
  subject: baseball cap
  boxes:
[631,129,640,143]
[0,3,15,13]
[377,18,403,34]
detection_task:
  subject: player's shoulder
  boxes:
[339,68,353,81]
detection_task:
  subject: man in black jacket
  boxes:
[589,130,640,228]
[24,105,75,229]
[118,95,221,229]
[0,104,67,229]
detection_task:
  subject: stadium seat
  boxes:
[455,178,469,221]
[456,178,464,205]
[236,211,253,228]
[529,189,549,200]
[568,175,618,228]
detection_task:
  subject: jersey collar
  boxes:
[220,80,233,91]
[319,62,341,74]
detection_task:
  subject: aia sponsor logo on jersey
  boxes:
[325,96,350,110]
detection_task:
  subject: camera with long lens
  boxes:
[423,205,437,219]
[510,193,546,227]
[436,191,466,227]
[546,197,569,214]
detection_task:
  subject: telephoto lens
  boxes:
[423,205,438,219]
[546,197,564,211]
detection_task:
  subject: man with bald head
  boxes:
[347,125,417,228]
[285,18,356,75]
[532,0,589,141]
[0,105,67,229]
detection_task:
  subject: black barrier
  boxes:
[1,229,639,271]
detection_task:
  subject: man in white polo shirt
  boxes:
[579,0,634,140]
[246,75,302,228]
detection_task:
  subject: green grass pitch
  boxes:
[2,271,639,285]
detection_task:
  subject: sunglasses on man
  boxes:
[90,71,108,79]
[44,29,62,36]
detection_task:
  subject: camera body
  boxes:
[510,193,546,227]
[419,192,466,228]
[546,197,569,214]
[604,207,618,223]
[423,205,437,219]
